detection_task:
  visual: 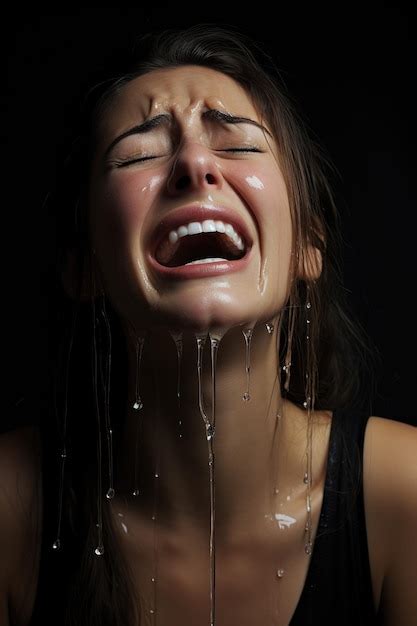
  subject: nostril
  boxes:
[175,176,190,190]
[174,173,216,190]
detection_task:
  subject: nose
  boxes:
[166,140,223,196]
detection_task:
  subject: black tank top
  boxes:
[290,407,380,625]
[29,408,380,625]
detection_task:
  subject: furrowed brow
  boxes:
[104,108,272,158]
[202,109,273,138]
[104,113,172,157]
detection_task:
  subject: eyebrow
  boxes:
[104,109,273,157]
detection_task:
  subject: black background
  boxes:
[4,6,415,428]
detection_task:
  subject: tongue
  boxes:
[155,232,243,267]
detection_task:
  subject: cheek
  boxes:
[91,171,162,239]
[225,160,292,244]
[225,160,293,298]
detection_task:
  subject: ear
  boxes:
[61,247,103,301]
[297,244,323,281]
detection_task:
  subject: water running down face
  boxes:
[89,65,293,335]
[84,70,322,621]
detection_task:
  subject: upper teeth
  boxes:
[168,220,244,251]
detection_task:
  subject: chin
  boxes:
[149,288,273,334]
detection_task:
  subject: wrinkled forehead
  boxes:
[96,65,264,139]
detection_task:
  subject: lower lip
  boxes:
[147,248,252,280]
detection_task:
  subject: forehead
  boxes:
[98,65,261,132]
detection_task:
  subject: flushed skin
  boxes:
[89,65,295,333]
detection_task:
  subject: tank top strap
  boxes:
[291,407,379,625]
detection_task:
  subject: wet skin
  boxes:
[88,65,321,542]
[89,65,293,332]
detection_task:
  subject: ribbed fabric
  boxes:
[29,408,381,625]
[290,408,380,625]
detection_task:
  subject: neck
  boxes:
[115,321,316,539]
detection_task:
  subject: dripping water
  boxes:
[208,333,221,626]
[133,335,145,410]
[304,288,314,555]
[101,300,115,501]
[195,332,219,626]
[52,304,78,551]
[132,334,145,497]
[92,298,104,555]
[170,331,183,439]
[196,334,208,429]
[242,327,253,401]
[150,356,162,623]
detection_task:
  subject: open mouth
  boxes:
[154,220,247,267]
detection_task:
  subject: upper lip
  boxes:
[148,204,254,257]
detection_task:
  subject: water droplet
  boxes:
[52,539,61,550]
[106,487,115,500]
[133,399,143,410]
[303,472,309,484]
[277,569,285,578]
[132,488,140,497]
[151,515,156,521]
[60,450,67,459]
[154,473,159,479]
[150,608,155,614]
[242,391,251,402]
[151,577,156,583]
[305,542,312,555]
[306,301,311,309]
[274,487,279,495]
[95,545,105,556]
[206,423,215,441]
[266,322,274,334]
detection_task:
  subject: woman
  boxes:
[1,24,416,626]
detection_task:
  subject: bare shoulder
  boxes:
[363,416,417,506]
[363,416,417,625]
[0,425,43,626]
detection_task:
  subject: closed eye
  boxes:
[112,147,263,168]
[221,147,263,153]
[112,156,158,168]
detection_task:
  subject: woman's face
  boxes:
[89,65,293,332]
